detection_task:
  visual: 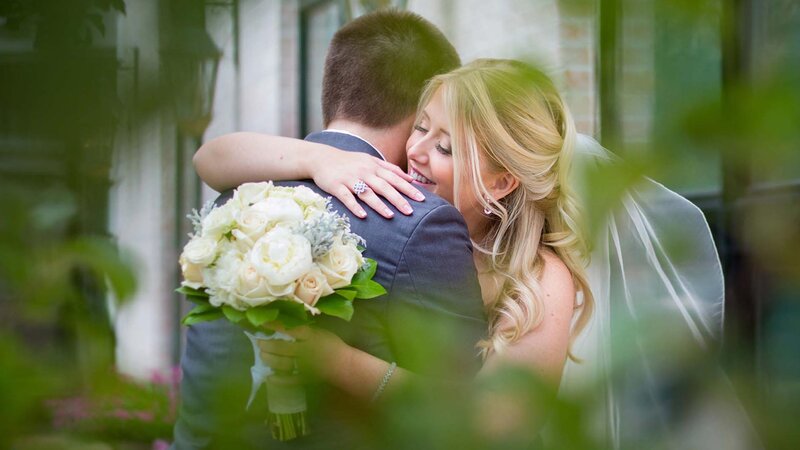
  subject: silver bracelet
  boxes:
[370,361,397,402]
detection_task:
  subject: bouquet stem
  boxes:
[268,411,309,441]
[266,373,309,441]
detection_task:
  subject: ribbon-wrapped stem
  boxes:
[266,374,309,440]
[245,331,310,441]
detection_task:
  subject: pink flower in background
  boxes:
[152,439,171,450]
[46,366,181,444]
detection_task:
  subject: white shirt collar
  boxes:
[323,128,387,161]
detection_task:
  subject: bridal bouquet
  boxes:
[176,182,385,441]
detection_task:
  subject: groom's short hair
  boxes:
[322,9,460,128]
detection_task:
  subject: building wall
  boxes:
[201,0,599,164]
[112,0,605,377]
[409,0,597,135]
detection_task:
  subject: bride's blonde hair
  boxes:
[418,59,593,359]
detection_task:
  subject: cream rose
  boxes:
[249,227,313,286]
[317,239,364,289]
[179,255,204,289]
[294,265,334,308]
[181,236,218,266]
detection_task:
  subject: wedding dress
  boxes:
[554,135,758,448]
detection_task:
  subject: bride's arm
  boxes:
[195,133,331,191]
[259,326,412,403]
[194,132,425,218]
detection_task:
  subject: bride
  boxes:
[193,58,724,445]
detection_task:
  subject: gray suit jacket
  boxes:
[172,131,486,449]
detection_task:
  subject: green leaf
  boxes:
[316,294,355,321]
[353,280,387,299]
[222,305,246,323]
[352,258,378,285]
[276,312,313,329]
[176,286,209,306]
[176,286,207,297]
[188,303,216,315]
[246,307,280,327]
[182,308,224,326]
[184,295,210,306]
[334,288,357,301]
[268,300,312,329]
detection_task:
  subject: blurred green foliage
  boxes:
[0,0,125,50]
[0,0,798,448]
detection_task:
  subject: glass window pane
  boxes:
[617,0,723,195]
[749,0,800,186]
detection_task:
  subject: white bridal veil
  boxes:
[557,134,736,448]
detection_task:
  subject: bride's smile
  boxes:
[405,88,455,204]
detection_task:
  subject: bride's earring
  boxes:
[483,196,493,215]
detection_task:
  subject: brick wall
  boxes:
[618,0,655,149]
[410,0,597,135]
[208,0,602,145]
[559,3,597,135]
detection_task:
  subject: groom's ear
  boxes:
[489,172,520,201]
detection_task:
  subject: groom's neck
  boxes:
[326,117,413,170]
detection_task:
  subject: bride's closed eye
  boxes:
[414,123,452,156]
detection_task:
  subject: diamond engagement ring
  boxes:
[352,180,368,195]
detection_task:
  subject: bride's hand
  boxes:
[309,149,426,219]
[257,326,347,379]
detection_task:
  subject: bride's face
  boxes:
[405,88,455,204]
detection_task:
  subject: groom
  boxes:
[172,10,486,449]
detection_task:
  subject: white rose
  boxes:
[251,197,304,227]
[181,236,218,266]
[302,206,322,220]
[230,228,256,253]
[249,227,313,286]
[179,255,204,289]
[206,287,231,309]
[233,182,273,207]
[317,239,365,289]
[292,186,325,207]
[201,203,236,239]
[235,207,270,240]
[291,186,329,220]
[232,260,295,308]
[294,265,334,308]
[266,186,295,199]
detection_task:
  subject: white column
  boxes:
[110,0,176,380]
